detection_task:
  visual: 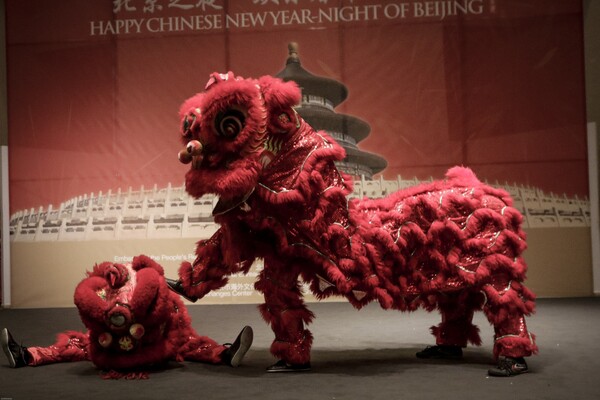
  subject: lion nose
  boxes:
[107,305,132,329]
[178,140,203,164]
[109,312,127,327]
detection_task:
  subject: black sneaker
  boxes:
[488,357,529,377]
[221,326,253,367]
[266,359,312,373]
[1,328,30,368]
[416,345,463,359]
[165,278,198,303]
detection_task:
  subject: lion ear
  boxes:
[258,75,301,112]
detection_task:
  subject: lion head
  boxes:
[177,72,301,206]
[74,255,181,371]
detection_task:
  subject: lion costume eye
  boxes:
[181,114,196,139]
[215,109,245,139]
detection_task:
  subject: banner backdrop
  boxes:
[4,0,589,307]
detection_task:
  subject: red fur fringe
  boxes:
[494,335,538,359]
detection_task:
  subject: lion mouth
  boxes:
[181,139,263,203]
[179,140,236,171]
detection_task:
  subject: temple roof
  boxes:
[344,147,388,172]
[297,108,370,142]
[274,42,387,176]
[275,42,348,107]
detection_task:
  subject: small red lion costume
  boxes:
[173,72,538,372]
[18,255,245,378]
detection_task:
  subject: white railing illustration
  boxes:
[9,177,590,242]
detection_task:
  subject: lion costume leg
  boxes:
[17,330,89,367]
[255,257,314,372]
[179,334,226,364]
[172,302,253,367]
[481,281,538,359]
[417,291,482,359]
[431,291,483,348]
[480,280,538,376]
[178,327,253,368]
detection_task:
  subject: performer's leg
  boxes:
[416,291,482,359]
[180,326,253,367]
[2,328,89,367]
[179,334,226,364]
[432,291,483,347]
[28,331,90,366]
[255,258,314,372]
[482,280,538,376]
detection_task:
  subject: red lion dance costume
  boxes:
[2,255,252,379]
[167,72,538,376]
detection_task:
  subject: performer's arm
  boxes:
[178,226,255,300]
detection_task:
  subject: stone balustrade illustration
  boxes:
[9,177,591,242]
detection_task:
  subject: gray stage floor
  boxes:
[1,297,599,400]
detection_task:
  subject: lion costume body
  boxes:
[173,72,538,371]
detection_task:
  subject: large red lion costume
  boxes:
[2,255,252,379]
[169,72,538,376]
